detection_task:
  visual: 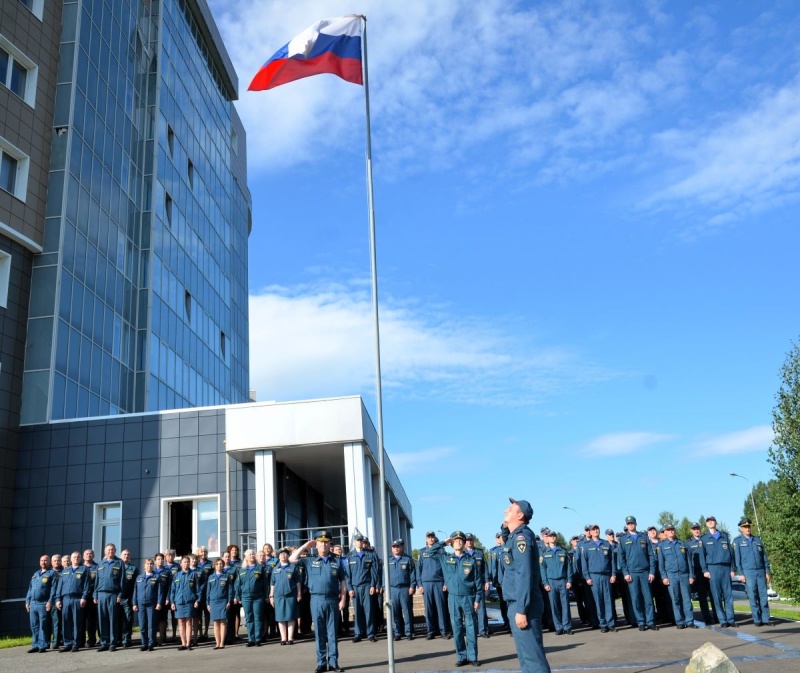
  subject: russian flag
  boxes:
[249,15,363,91]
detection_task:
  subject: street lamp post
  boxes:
[730,472,762,536]
[563,506,579,536]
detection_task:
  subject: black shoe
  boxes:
[315,666,328,673]
[178,646,187,651]
[407,634,414,640]
[445,633,453,639]
[246,642,255,647]
[352,637,361,643]
[72,647,79,652]
[368,636,377,642]
[720,624,729,628]
[610,627,617,632]
[480,632,490,638]
[394,635,401,641]
[27,648,39,654]
[98,646,109,652]
[689,623,698,629]
[565,630,573,635]
[426,633,435,640]
[109,646,116,652]
[648,625,659,631]
[148,646,154,651]
[455,661,468,668]
[331,667,345,672]
[677,624,685,630]
[729,622,738,628]
[638,626,645,632]
[140,646,148,651]
[601,627,608,633]
[470,661,481,667]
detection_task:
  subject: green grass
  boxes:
[0,635,30,649]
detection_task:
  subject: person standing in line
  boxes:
[700,515,737,628]
[387,539,417,641]
[501,498,552,673]
[25,555,57,654]
[487,532,511,633]
[618,516,657,631]
[94,544,124,652]
[118,549,138,648]
[206,557,233,649]
[732,517,773,627]
[417,532,452,640]
[79,549,98,648]
[270,546,302,645]
[132,557,162,651]
[55,551,89,652]
[465,533,490,637]
[170,555,200,651]
[577,525,617,633]
[236,548,269,647]
[657,524,697,629]
[687,523,717,624]
[540,530,573,635]
[345,534,379,643]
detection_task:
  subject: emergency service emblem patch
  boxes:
[517,539,527,554]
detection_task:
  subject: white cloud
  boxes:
[390,447,458,475]
[581,431,675,457]
[247,281,614,405]
[694,425,774,456]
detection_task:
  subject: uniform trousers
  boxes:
[422,581,449,635]
[390,586,413,637]
[28,601,51,650]
[628,572,655,627]
[351,584,375,638]
[61,596,82,648]
[588,576,614,629]
[241,596,264,644]
[665,574,693,626]
[507,599,551,673]
[118,597,134,645]
[96,592,118,648]
[448,592,478,664]
[137,605,158,647]
[707,565,735,625]
[311,595,340,668]
[742,570,770,625]
[546,579,571,632]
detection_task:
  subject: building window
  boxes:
[184,289,191,320]
[187,158,194,188]
[165,192,172,225]
[93,501,122,553]
[0,37,38,106]
[0,137,28,201]
[161,495,220,556]
[17,0,44,21]
[167,124,174,155]
[0,250,10,309]
[231,128,238,156]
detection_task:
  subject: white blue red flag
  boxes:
[248,15,363,91]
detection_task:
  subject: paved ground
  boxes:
[2,612,799,673]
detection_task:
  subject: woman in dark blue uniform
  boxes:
[206,558,233,649]
[170,556,200,651]
[270,546,302,644]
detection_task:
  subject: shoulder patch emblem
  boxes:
[517,539,527,554]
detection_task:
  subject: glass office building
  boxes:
[20,0,250,425]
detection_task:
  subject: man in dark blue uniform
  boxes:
[429,530,482,667]
[94,543,124,651]
[387,539,417,640]
[236,549,270,646]
[79,548,98,648]
[540,530,573,635]
[501,498,552,673]
[118,549,138,647]
[345,534,379,643]
[732,517,772,627]
[578,525,616,633]
[618,515,657,631]
[487,532,510,633]
[657,524,696,629]
[700,515,736,627]
[417,532,451,640]
[290,531,347,673]
[687,523,717,624]
[464,533,490,637]
[25,554,57,653]
[55,551,89,652]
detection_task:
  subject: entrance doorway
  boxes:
[169,500,193,556]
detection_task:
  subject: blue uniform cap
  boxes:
[509,497,533,522]
[705,515,717,522]
[450,530,466,541]
[392,539,404,546]
[353,534,364,541]
[584,524,592,531]
[465,533,474,540]
[664,524,675,531]
[496,531,504,538]
[315,530,332,542]
[646,525,657,531]
[605,528,614,536]
[625,515,636,524]
[738,518,752,527]
[426,530,435,537]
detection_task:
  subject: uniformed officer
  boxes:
[206,557,233,649]
[417,532,451,640]
[387,539,417,640]
[657,524,696,629]
[428,530,481,668]
[577,525,617,633]
[47,554,63,650]
[94,544,124,651]
[290,531,347,673]
[79,549,98,648]
[464,533,490,637]
[195,546,214,642]
[118,549,138,647]
[700,515,736,627]
[501,498,552,673]
[170,555,200,650]
[732,517,772,626]
[687,523,717,624]
[236,548,269,646]
[270,546,301,645]
[132,557,163,651]
[648,526,672,624]
[153,552,171,646]
[164,549,181,642]
[487,532,510,632]
[262,543,280,640]
[618,515,657,631]
[345,534,379,642]
[55,551,89,652]
[332,543,351,636]
[540,530,573,635]
[25,555,57,653]
[576,525,600,629]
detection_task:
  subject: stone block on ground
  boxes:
[685,641,740,673]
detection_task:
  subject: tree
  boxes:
[657,511,678,528]
[766,339,800,599]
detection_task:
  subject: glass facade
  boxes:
[20,0,250,424]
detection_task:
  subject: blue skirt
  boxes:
[209,599,228,622]
[274,595,299,622]
[174,602,195,619]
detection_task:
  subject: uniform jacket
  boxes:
[656,539,693,578]
[732,535,770,574]
[618,532,655,575]
[499,524,544,617]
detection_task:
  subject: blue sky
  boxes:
[209,0,800,548]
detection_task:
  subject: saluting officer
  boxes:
[618,515,657,631]
[577,525,616,633]
[387,539,417,640]
[700,515,736,627]
[132,557,163,651]
[657,524,696,629]
[55,551,89,652]
[501,498,551,673]
[25,555,57,654]
[417,532,451,640]
[540,530,573,635]
[290,531,348,673]
[732,517,772,627]
[428,530,482,668]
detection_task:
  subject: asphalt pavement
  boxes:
[2,610,799,673]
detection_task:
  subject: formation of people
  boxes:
[23,508,771,673]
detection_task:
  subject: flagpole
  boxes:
[359,14,396,672]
